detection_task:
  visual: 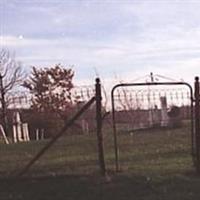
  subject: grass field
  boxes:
[1,122,200,200]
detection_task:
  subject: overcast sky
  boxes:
[1,0,200,86]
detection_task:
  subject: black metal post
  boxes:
[0,74,8,136]
[194,76,200,172]
[95,78,106,176]
[111,87,120,172]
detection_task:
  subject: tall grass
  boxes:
[0,122,193,178]
[1,122,200,200]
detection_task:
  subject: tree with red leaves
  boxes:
[23,64,74,120]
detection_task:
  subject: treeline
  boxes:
[0,49,85,138]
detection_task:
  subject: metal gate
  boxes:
[111,81,196,172]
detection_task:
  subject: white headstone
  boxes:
[22,123,30,141]
[160,97,169,127]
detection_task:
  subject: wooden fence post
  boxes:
[95,78,106,176]
[194,76,200,172]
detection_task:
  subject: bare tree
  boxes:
[0,49,25,135]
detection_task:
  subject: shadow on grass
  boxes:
[1,171,200,200]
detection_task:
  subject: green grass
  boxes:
[1,123,200,200]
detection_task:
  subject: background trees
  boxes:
[0,49,25,134]
[23,64,74,120]
[23,64,75,137]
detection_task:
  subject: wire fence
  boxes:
[113,85,191,131]
[0,84,102,178]
[111,83,193,172]
[0,81,195,178]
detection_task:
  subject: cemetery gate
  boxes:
[111,80,200,172]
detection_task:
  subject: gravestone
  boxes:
[160,97,169,127]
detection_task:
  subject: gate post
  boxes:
[194,76,200,172]
[95,78,106,176]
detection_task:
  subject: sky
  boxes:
[1,0,200,87]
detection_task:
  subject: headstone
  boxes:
[160,97,169,127]
[22,123,30,141]
[12,111,30,143]
[13,111,23,142]
[36,129,39,140]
